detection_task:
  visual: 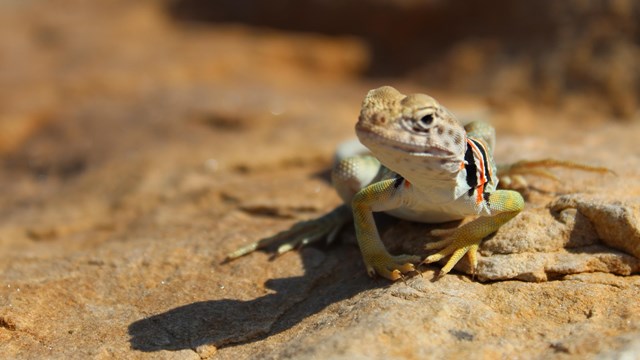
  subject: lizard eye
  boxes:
[419,114,434,126]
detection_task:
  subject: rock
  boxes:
[476,246,640,282]
[458,195,640,281]
[550,195,640,258]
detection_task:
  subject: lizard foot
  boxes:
[420,228,481,277]
[225,205,351,261]
[497,159,613,190]
[364,253,421,281]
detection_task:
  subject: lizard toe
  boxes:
[366,254,419,281]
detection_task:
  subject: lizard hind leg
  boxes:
[225,205,352,261]
[497,159,614,190]
[226,154,382,261]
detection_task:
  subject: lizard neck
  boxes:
[370,136,505,205]
[373,148,470,203]
[400,166,471,204]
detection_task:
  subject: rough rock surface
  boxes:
[1,1,640,359]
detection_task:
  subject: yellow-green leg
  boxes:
[421,189,524,276]
[225,205,351,261]
[351,179,420,280]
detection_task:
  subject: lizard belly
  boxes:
[386,200,469,223]
[385,184,479,223]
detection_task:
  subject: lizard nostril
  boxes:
[419,114,434,126]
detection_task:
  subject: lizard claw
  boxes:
[226,205,351,261]
[365,253,420,281]
[421,229,481,277]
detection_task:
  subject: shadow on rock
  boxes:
[128,247,379,352]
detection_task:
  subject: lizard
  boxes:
[226,86,611,281]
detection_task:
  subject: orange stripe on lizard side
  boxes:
[476,183,484,204]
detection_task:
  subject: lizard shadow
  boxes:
[127,243,385,353]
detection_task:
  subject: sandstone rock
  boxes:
[550,195,640,259]
[459,195,640,281]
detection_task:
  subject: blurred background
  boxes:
[169,0,640,117]
[0,0,638,226]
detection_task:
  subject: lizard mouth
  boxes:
[357,128,456,158]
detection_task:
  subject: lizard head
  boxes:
[356,86,467,178]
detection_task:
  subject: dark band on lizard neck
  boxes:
[393,174,405,189]
[469,138,491,185]
[464,142,478,195]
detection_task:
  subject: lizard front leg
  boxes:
[352,178,421,280]
[421,189,525,276]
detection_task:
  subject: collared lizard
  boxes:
[227,86,611,281]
